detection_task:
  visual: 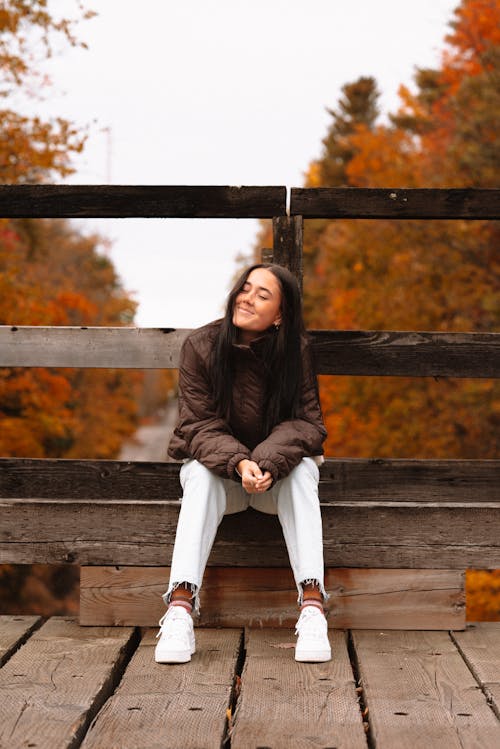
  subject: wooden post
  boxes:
[272,215,303,292]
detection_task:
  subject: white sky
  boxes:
[36,0,458,328]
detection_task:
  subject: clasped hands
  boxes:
[237,459,273,494]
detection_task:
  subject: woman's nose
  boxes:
[241,289,255,303]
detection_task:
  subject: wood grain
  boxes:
[290,187,500,219]
[80,567,465,630]
[329,569,465,630]
[0,184,286,218]
[0,617,138,749]
[81,628,241,749]
[0,615,41,667]
[272,215,304,290]
[1,457,498,503]
[229,628,367,748]
[2,500,500,568]
[451,623,500,719]
[352,629,500,748]
[312,329,500,377]
[2,325,499,377]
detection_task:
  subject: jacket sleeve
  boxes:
[169,336,251,479]
[251,339,327,483]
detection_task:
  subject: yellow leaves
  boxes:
[0,217,142,459]
[0,108,86,183]
[346,125,420,188]
[305,161,322,188]
[0,1,95,96]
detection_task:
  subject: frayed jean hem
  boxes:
[297,578,330,607]
[162,581,200,616]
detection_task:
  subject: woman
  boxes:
[155,263,330,664]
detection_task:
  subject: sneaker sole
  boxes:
[155,648,193,664]
[295,649,331,662]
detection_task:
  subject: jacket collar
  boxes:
[232,327,276,356]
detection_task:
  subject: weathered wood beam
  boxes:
[79,628,241,749]
[2,499,499,568]
[0,185,286,218]
[230,629,367,746]
[352,629,500,746]
[290,187,500,219]
[0,616,42,667]
[1,457,498,503]
[0,326,189,368]
[79,566,465,630]
[272,215,303,290]
[1,326,498,377]
[0,618,137,748]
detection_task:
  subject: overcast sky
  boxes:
[38,0,458,328]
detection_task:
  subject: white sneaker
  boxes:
[295,605,331,662]
[154,606,196,663]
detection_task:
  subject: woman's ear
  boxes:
[274,313,282,327]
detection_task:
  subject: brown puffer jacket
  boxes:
[167,319,327,483]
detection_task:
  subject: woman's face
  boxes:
[232,268,282,343]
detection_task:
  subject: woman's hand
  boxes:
[237,459,273,494]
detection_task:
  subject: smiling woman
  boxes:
[154,263,331,665]
[232,267,282,343]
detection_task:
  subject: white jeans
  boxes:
[163,457,328,614]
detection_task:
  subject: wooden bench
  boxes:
[1,185,499,631]
[1,322,498,630]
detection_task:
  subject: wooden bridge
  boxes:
[1,185,499,747]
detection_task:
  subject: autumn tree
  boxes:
[309,77,380,188]
[0,2,146,615]
[292,0,499,619]
[301,77,382,323]
[0,0,94,182]
[298,0,499,463]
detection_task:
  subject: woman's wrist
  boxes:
[236,458,251,477]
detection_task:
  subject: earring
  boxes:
[274,322,280,330]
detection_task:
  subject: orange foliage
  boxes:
[467,570,500,621]
[297,0,499,619]
[0,2,92,183]
[301,0,499,468]
[0,218,142,460]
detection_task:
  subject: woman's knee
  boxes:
[181,459,222,488]
[276,458,320,509]
[180,459,227,510]
[288,457,320,485]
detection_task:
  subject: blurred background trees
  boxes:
[258,0,499,462]
[0,1,157,614]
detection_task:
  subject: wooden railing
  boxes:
[1,185,499,630]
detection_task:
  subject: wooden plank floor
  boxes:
[1,617,499,749]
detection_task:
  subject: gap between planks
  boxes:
[3,618,499,748]
[0,617,141,749]
[0,615,44,667]
[450,624,500,721]
[349,626,500,749]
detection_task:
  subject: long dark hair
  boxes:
[211,263,305,433]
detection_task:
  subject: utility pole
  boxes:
[101,126,112,183]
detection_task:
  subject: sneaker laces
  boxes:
[295,606,326,638]
[156,608,191,639]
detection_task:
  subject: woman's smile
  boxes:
[236,305,254,317]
